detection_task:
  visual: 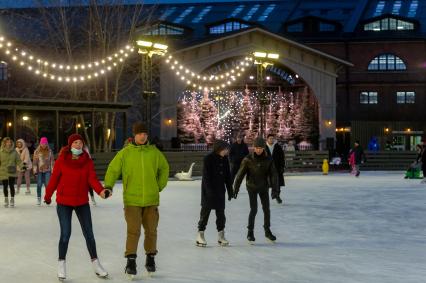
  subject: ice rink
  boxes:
[1,171,425,283]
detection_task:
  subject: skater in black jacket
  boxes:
[229,135,249,182]
[265,134,285,204]
[233,137,279,244]
[196,140,233,247]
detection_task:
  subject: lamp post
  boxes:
[253,52,279,138]
[136,40,168,136]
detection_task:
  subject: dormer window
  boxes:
[364,17,415,31]
[139,22,187,36]
[208,20,251,34]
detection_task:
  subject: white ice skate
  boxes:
[92,259,108,278]
[4,197,8,208]
[218,230,229,246]
[58,260,66,281]
[9,197,14,208]
[37,197,41,206]
[196,231,207,247]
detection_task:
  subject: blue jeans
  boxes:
[37,172,51,198]
[57,204,98,260]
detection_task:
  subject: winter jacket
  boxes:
[44,148,104,206]
[229,142,249,168]
[265,142,285,187]
[352,146,366,165]
[33,146,55,174]
[0,139,22,180]
[234,152,279,194]
[16,139,32,171]
[201,152,233,210]
[104,142,169,207]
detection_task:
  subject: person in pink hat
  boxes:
[32,137,55,206]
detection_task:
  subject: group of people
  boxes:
[0,136,54,207]
[196,133,286,247]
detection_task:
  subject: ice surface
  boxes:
[1,171,425,283]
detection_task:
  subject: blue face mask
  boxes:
[71,148,83,156]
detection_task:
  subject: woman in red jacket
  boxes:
[44,134,112,281]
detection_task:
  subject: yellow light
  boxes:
[327,120,332,126]
[27,66,32,71]
[136,40,153,47]
[384,128,389,133]
[407,128,411,132]
[66,77,70,82]
[22,116,29,121]
[166,119,172,125]
[81,65,86,69]
[254,52,267,58]
[58,77,63,81]
[12,56,17,61]
[7,122,12,127]
[153,43,168,50]
[29,56,33,60]
[267,53,279,59]
[77,123,81,128]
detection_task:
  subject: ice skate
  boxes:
[247,230,255,244]
[125,256,137,280]
[25,189,31,195]
[218,230,229,246]
[9,197,14,208]
[145,254,156,275]
[196,231,207,247]
[4,197,9,208]
[58,260,66,281]
[37,197,41,206]
[92,258,108,278]
[265,228,276,243]
[91,195,97,206]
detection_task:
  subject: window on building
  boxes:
[364,17,414,31]
[243,4,260,21]
[257,4,276,22]
[396,91,415,104]
[360,91,378,104]
[142,23,185,36]
[368,54,407,71]
[319,22,335,32]
[174,6,194,24]
[286,22,303,32]
[0,61,7,81]
[209,21,250,34]
[373,1,386,17]
[408,0,419,17]
[229,4,245,17]
[159,7,177,21]
[192,6,212,23]
[392,1,402,15]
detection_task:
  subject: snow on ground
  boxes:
[1,171,426,283]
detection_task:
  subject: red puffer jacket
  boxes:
[45,148,104,206]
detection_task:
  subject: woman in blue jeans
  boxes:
[32,137,54,206]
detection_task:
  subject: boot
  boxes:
[247,230,255,244]
[58,260,66,281]
[4,197,9,208]
[10,197,14,208]
[265,228,276,242]
[125,256,137,276]
[218,230,229,246]
[37,197,41,206]
[196,231,207,247]
[145,254,156,273]
[92,258,108,278]
[91,195,97,206]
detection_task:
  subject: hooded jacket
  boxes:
[0,138,22,180]
[104,141,169,207]
[16,139,32,171]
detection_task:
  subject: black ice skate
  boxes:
[265,228,276,243]
[125,256,137,279]
[145,254,156,274]
[247,230,255,244]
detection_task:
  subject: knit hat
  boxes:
[67,134,84,147]
[213,140,229,153]
[40,137,48,145]
[132,122,148,135]
[253,137,266,148]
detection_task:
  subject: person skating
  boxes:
[233,137,279,244]
[229,135,249,182]
[265,134,285,204]
[32,137,55,206]
[0,137,21,208]
[44,134,110,280]
[351,141,366,177]
[104,122,169,277]
[15,138,32,195]
[196,140,233,247]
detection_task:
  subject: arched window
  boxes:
[364,17,415,31]
[368,54,406,71]
[0,61,7,80]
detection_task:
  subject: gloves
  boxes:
[44,198,51,205]
[103,187,113,199]
[228,191,233,201]
[233,187,239,199]
[22,162,27,171]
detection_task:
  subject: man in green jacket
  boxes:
[104,122,169,277]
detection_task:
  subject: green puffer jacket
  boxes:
[0,139,22,180]
[104,142,169,207]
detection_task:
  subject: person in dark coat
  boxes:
[350,140,366,177]
[229,135,249,182]
[421,141,426,183]
[196,140,233,247]
[233,137,279,243]
[265,134,285,204]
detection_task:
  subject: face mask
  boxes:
[71,148,83,156]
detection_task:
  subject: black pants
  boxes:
[197,206,226,232]
[248,190,270,230]
[57,204,98,260]
[231,161,242,183]
[89,188,94,197]
[3,177,16,198]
